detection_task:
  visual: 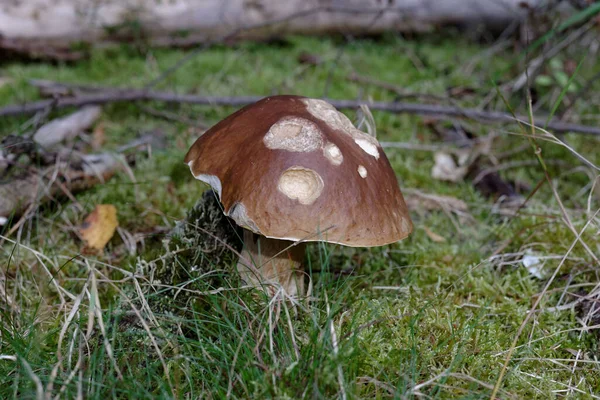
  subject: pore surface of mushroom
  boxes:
[185,95,412,295]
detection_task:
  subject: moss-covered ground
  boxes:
[1,31,600,398]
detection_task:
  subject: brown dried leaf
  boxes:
[80,205,118,250]
[423,226,446,243]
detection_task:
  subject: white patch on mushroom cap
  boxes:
[302,98,356,132]
[302,98,381,159]
[354,138,380,159]
[263,116,323,152]
[278,167,324,205]
[357,165,367,178]
[228,202,260,232]
[323,142,343,166]
[188,160,223,198]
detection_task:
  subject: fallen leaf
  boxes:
[431,152,468,182]
[423,226,446,243]
[80,205,118,250]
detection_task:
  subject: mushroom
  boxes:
[184,95,412,296]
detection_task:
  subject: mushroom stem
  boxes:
[237,230,306,296]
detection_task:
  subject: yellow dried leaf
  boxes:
[423,226,446,243]
[80,205,118,250]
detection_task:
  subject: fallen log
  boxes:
[0,0,542,58]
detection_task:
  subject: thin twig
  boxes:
[348,72,450,102]
[3,84,600,136]
[472,159,568,184]
[138,105,207,128]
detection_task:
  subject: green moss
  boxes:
[1,32,600,399]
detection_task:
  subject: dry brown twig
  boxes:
[2,80,599,136]
[0,134,157,229]
[0,98,164,231]
[0,152,120,223]
[347,72,453,102]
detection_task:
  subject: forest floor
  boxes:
[1,31,600,398]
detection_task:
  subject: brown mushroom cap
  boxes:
[184,95,412,247]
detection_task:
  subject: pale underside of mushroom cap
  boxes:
[184,95,413,247]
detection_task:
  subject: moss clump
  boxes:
[125,189,243,319]
[152,189,242,286]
